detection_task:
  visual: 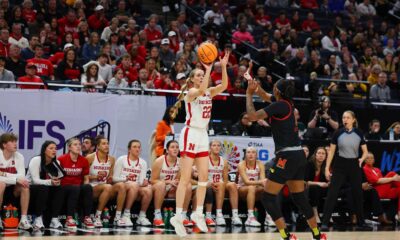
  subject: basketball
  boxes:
[197,42,218,64]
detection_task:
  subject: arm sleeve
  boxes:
[28,157,52,186]
[138,161,148,185]
[112,157,126,183]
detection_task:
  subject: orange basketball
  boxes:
[197,42,218,64]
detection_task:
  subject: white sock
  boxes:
[139,211,146,218]
[248,210,254,218]
[115,211,122,219]
[95,210,102,218]
[232,209,239,217]
[51,217,58,222]
[181,211,187,219]
[21,215,27,221]
[154,209,162,219]
[216,209,223,217]
[206,212,212,218]
[176,207,183,219]
[124,209,131,217]
[196,206,204,215]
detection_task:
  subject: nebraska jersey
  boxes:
[208,156,224,183]
[185,90,212,129]
[58,153,89,186]
[89,152,112,186]
[238,161,260,187]
[159,156,180,181]
[116,155,147,184]
[27,58,54,77]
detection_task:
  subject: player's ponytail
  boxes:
[171,69,197,119]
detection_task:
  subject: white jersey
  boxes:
[89,152,112,186]
[159,156,180,181]
[208,156,224,183]
[238,161,260,187]
[184,90,212,129]
[0,150,25,185]
[113,155,147,185]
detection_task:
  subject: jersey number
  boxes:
[127,174,137,182]
[213,174,221,183]
[165,175,174,181]
[202,106,211,119]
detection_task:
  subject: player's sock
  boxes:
[248,210,254,218]
[216,209,223,217]
[154,209,162,219]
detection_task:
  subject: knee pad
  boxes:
[205,187,214,204]
[262,192,282,221]
[291,191,314,220]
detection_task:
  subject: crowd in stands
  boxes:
[0,0,397,102]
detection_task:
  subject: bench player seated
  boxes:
[113,140,153,226]
[151,140,192,227]
[205,140,242,226]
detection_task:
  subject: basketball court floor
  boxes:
[1,225,399,240]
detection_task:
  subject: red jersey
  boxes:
[0,41,10,57]
[117,64,138,84]
[22,8,37,23]
[154,78,180,96]
[58,153,89,186]
[18,76,46,89]
[27,58,54,77]
[363,166,390,194]
[144,28,162,42]
[87,14,109,31]
[301,20,320,31]
[210,71,231,89]
[49,52,64,65]
[58,17,80,35]
[219,51,238,66]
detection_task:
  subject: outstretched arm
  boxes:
[210,51,230,97]
[186,62,213,102]
[243,61,273,103]
[246,78,268,121]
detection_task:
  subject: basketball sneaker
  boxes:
[153,218,165,227]
[33,216,45,230]
[231,216,242,226]
[123,214,133,227]
[113,217,127,227]
[18,218,33,230]
[64,216,77,229]
[205,217,216,226]
[264,213,275,227]
[216,216,226,226]
[313,233,328,240]
[190,212,208,232]
[82,216,95,229]
[245,216,261,227]
[183,218,194,227]
[136,216,151,226]
[50,218,63,229]
[170,215,187,237]
[93,216,103,228]
[281,234,298,240]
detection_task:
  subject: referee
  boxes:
[321,110,369,230]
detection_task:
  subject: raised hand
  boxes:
[219,51,230,68]
[246,78,259,95]
[243,61,253,81]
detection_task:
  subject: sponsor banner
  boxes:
[0,90,165,166]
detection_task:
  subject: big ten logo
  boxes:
[241,148,269,161]
[18,120,65,150]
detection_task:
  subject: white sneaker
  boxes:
[33,216,45,230]
[18,218,33,230]
[170,215,187,237]
[231,216,242,226]
[264,213,275,227]
[395,214,400,223]
[136,216,151,226]
[93,216,103,228]
[123,215,133,227]
[245,216,261,227]
[190,212,208,232]
[114,217,127,227]
[50,218,63,229]
[216,216,226,226]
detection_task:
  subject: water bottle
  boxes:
[389,128,394,140]
[102,208,110,228]
[163,207,168,225]
[12,206,18,218]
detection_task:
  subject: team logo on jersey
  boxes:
[0,112,13,134]
[276,158,287,169]
[220,140,240,171]
[189,143,195,151]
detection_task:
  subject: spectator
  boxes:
[8,23,29,49]
[49,43,74,67]
[347,73,367,98]
[27,44,54,80]
[81,62,106,92]
[0,56,15,88]
[359,46,373,68]
[144,15,162,46]
[100,43,117,67]
[321,28,341,53]
[118,54,138,85]
[107,68,129,95]
[87,5,109,33]
[82,32,101,63]
[101,18,120,42]
[383,122,400,140]
[307,96,339,137]
[357,0,376,16]
[9,6,29,36]
[176,41,197,65]
[380,53,397,74]
[255,66,273,92]
[154,67,179,93]
[204,3,224,26]
[146,58,160,83]
[340,53,358,79]
[383,39,396,56]
[55,49,83,84]
[75,21,90,50]
[177,11,189,38]
[18,63,46,90]
[301,0,319,9]
[57,9,80,36]
[81,136,95,157]
[365,119,382,140]
[363,152,400,222]
[228,77,246,95]
[265,0,289,7]
[149,47,162,70]
[302,145,310,159]
[0,133,33,230]
[255,7,271,30]
[137,68,154,91]
[301,12,320,32]
[232,21,255,46]
[167,31,179,54]
[329,0,345,13]
[273,11,291,30]
[306,50,325,77]
[109,32,127,61]
[211,61,231,89]
[94,53,113,83]
[159,38,175,69]
[287,48,307,78]
[370,72,391,102]
[113,0,130,23]
[290,11,302,32]
[231,113,271,136]
[5,44,26,79]
[154,106,176,157]
[0,28,10,57]
[305,147,329,223]
[22,0,36,24]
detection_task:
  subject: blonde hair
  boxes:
[171,69,199,119]
[386,121,400,133]
[343,110,358,128]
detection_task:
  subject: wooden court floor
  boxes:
[2,231,400,240]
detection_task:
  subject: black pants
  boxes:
[30,185,63,218]
[346,187,384,217]
[308,186,328,208]
[322,157,364,225]
[205,187,214,204]
[57,184,93,217]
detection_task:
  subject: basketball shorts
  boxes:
[179,126,209,158]
[267,149,307,184]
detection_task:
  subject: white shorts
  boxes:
[179,126,209,158]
